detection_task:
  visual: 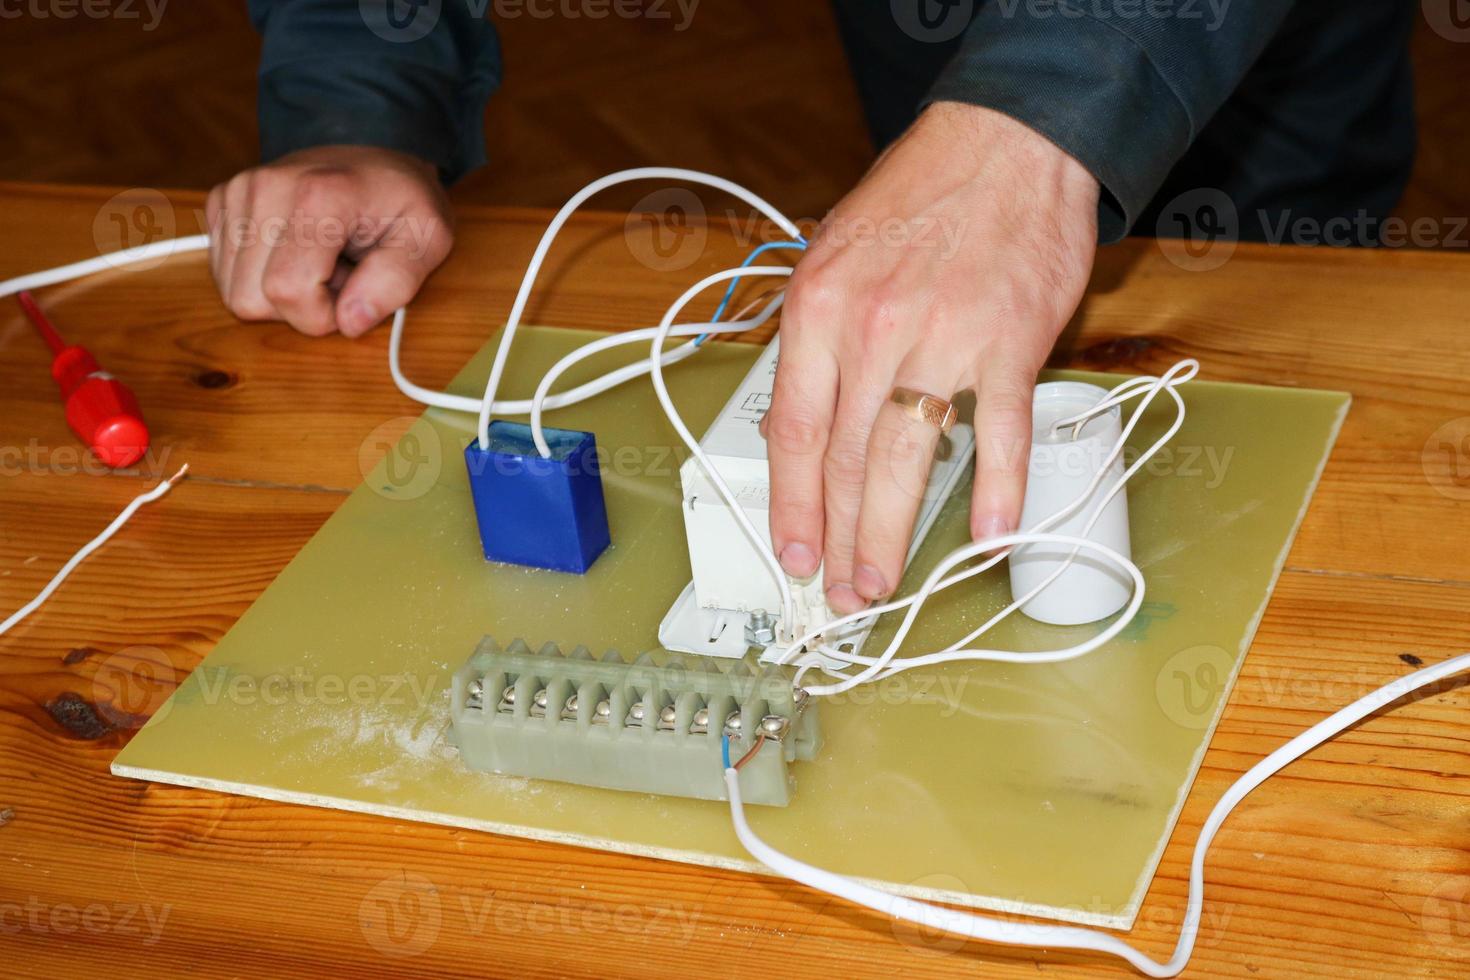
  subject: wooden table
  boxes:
[0,182,1466,978]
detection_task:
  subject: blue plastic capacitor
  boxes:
[463,421,611,574]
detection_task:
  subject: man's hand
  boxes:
[766,103,1100,615]
[206,145,454,337]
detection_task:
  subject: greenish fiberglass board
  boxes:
[113,327,1349,928]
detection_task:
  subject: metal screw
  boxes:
[592,699,612,725]
[722,710,743,738]
[626,701,646,727]
[760,715,790,741]
[657,704,678,731]
[531,688,550,716]
[466,678,484,703]
[744,609,777,647]
[690,707,710,734]
[561,693,579,720]
[498,686,517,712]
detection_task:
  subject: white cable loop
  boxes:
[775,360,1198,695]
[727,647,1470,977]
[527,293,786,457]
[647,265,797,628]
[474,167,803,450]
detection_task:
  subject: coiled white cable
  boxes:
[473,167,805,451]
[527,292,786,458]
[769,361,1197,696]
[726,646,1470,976]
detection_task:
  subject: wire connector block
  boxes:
[464,421,611,574]
[450,637,820,806]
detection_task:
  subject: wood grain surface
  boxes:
[0,183,1467,978]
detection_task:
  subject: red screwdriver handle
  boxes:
[17,291,150,469]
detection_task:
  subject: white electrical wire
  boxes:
[0,465,190,638]
[10,177,1465,980]
[768,361,1198,696]
[387,300,784,420]
[0,194,788,441]
[829,362,1197,689]
[647,265,798,627]
[726,647,1470,977]
[0,235,211,301]
[527,292,786,457]
[473,167,804,451]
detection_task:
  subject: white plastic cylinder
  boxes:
[1008,382,1133,626]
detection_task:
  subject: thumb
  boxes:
[335,227,452,337]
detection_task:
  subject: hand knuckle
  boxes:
[823,445,865,491]
[260,270,303,307]
[767,407,826,456]
[786,269,842,326]
[227,291,272,321]
[292,169,351,212]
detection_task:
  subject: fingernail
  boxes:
[825,583,866,615]
[974,514,1011,543]
[778,542,819,578]
[853,564,889,600]
[341,299,379,337]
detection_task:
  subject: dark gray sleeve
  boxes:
[924,0,1295,240]
[247,0,501,183]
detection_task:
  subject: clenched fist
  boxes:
[207,145,454,337]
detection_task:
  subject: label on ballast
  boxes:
[698,337,780,463]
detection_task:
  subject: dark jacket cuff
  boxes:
[925,6,1193,242]
[250,1,501,184]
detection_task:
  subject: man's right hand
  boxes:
[206,145,454,337]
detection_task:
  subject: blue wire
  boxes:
[694,239,807,346]
[721,733,732,770]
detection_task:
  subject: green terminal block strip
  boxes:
[450,637,821,806]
